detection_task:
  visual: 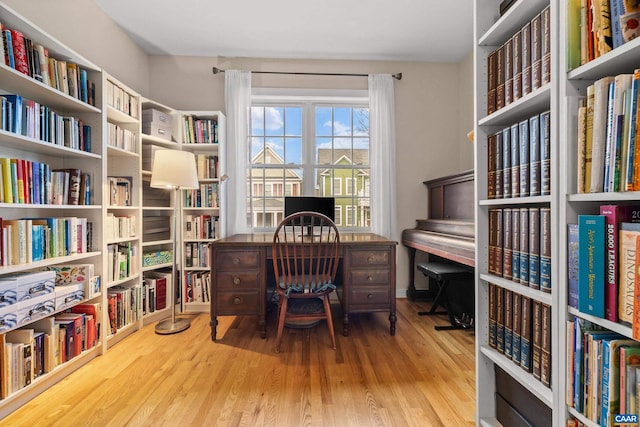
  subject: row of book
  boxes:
[106,122,137,153]
[486,5,550,116]
[568,205,640,325]
[1,159,91,206]
[567,0,640,71]
[488,284,551,388]
[1,305,100,399]
[0,22,96,106]
[567,318,640,426]
[184,214,220,240]
[142,271,169,315]
[105,79,139,119]
[0,95,92,152]
[1,217,92,267]
[106,242,137,284]
[576,70,640,193]
[183,183,219,208]
[184,242,210,269]
[487,207,552,292]
[108,176,133,207]
[107,285,141,335]
[184,271,210,304]
[196,154,220,179]
[181,115,219,144]
[487,110,551,199]
[105,213,137,241]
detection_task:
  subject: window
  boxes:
[249,90,370,231]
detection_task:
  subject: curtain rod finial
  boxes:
[212,66,224,75]
[393,73,402,80]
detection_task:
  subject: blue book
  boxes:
[3,95,22,135]
[610,0,625,49]
[529,114,541,196]
[568,223,579,308]
[79,68,88,103]
[510,123,520,198]
[518,119,529,197]
[578,215,606,317]
[540,111,551,196]
[4,29,14,69]
[32,161,40,204]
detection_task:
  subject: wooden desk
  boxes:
[209,233,397,341]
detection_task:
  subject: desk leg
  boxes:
[210,317,218,341]
[406,247,418,300]
[259,317,267,339]
[389,311,396,336]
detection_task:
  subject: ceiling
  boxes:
[94,0,474,63]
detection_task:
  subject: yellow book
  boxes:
[585,84,595,192]
[0,158,13,203]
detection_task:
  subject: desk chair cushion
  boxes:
[279,278,336,297]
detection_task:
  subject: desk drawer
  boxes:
[349,248,390,267]
[349,270,391,287]
[348,286,390,307]
[216,291,261,315]
[216,271,260,290]
[214,249,261,270]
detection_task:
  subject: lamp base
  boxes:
[155,317,191,335]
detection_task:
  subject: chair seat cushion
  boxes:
[279,279,336,296]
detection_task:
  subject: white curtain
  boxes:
[368,74,397,240]
[224,70,252,235]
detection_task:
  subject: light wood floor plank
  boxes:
[2,298,475,426]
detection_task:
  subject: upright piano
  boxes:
[401,170,475,300]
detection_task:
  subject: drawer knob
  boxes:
[367,256,374,263]
[233,258,240,265]
[233,276,241,285]
[367,275,373,281]
[233,297,242,305]
[367,293,373,300]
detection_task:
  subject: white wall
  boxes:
[5,2,475,298]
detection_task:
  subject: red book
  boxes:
[55,313,83,358]
[600,204,640,322]
[9,29,29,76]
[155,276,167,310]
[72,302,102,342]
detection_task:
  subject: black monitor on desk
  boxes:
[284,196,335,222]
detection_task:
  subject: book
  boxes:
[512,292,522,365]
[585,84,596,192]
[518,208,529,287]
[601,338,638,426]
[541,6,551,85]
[502,127,512,198]
[5,329,34,388]
[619,222,640,324]
[568,223,580,309]
[627,69,640,190]
[504,37,513,105]
[9,29,29,76]
[511,207,520,283]
[504,289,513,358]
[531,12,542,91]
[528,208,541,290]
[532,300,542,379]
[502,208,513,281]
[529,114,541,196]
[577,100,588,193]
[600,205,640,323]
[520,296,532,372]
[591,76,615,193]
[518,119,530,197]
[496,285,504,353]
[578,215,606,317]
[620,346,640,414]
[512,31,522,101]
[489,283,497,348]
[540,207,552,293]
[487,132,497,199]
[521,22,532,96]
[540,303,551,387]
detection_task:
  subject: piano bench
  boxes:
[416,262,474,330]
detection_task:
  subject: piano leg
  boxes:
[406,247,432,301]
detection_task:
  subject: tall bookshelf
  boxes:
[172,110,226,313]
[140,98,178,325]
[474,0,560,425]
[103,73,143,348]
[0,2,105,416]
[558,1,640,426]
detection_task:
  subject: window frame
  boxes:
[250,88,370,232]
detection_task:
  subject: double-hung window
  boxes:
[249,90,370,230]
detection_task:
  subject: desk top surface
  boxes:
[213,232,397,246]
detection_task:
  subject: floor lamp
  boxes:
[150,149,199,334]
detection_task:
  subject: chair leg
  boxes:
[275,297,288,353]
[323,294,336,350]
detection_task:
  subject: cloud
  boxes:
[252,107,283,131]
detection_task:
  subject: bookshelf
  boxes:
[103,73,143,348]
[140,98,177,325]
[0,1,105,416]
[474,0,559,425]
[558,1,640,426]
[172,110,226,312]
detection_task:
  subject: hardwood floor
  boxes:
[3,298,476,426]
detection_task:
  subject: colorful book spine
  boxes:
[600,205,640,322]
[619,222,640,324]
[568,223,580,308]
[578,214,605,317]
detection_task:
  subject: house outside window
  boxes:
[249,90,370,231]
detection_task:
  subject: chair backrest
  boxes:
[272,212,340,294]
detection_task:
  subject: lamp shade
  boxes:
[150,149,199,190]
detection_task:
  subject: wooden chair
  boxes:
[272,212,340,352]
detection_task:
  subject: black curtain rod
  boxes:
[212,66,402,80]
